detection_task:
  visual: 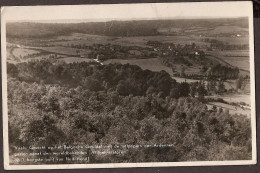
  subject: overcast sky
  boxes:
[1,1,253,23]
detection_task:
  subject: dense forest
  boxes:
[8,60,251,164]
[6,17,248,38]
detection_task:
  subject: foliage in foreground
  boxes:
[7,61,251,164]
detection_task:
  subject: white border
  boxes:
[1,1,257,170]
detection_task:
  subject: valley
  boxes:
[6,18,251,118]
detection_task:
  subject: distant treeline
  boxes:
[7,17,248,38]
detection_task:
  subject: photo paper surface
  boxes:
[1,1,256,170]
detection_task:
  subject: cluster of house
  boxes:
[69,41,206,64]
[148,41,203,58]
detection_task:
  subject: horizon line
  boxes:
[7,16,248,24]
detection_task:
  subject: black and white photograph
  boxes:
[1,1,256,170]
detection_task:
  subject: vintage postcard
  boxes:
[1,1,256,170]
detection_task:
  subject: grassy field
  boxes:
[59,57,94,63]
[209,50,250,71]
[27,46,91,57]
[207,102,250,118]
[6,48,14,60]
[223,56,249,71]
[208,25,248,34]
[172,77,199,83]
[53,33,116,46]
[216,50,249,57]
[7,47,23,63]
[204,36,249,45]
[13,48,40,58]
[206,94,251,105]
[224,79,250,93]
[206,92,251,119]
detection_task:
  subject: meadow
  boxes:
[59,57,94,63]
[28,46,91,56]
[12,48,40,58]
[207,102,250,118]
[210,50,250,71]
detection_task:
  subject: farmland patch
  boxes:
[59,57,94,63]
[207,102,250,118]
[12,48,40,58]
